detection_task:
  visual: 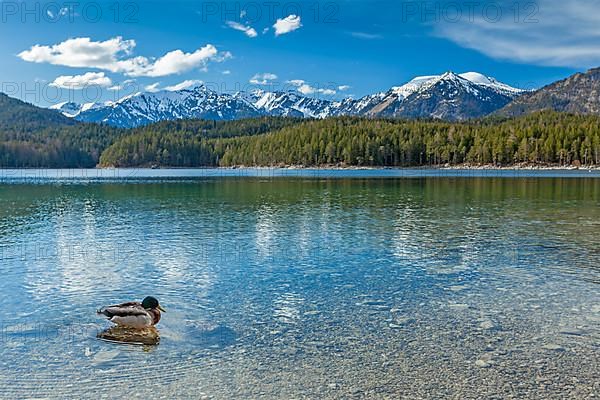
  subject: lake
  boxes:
[0,170,599,398]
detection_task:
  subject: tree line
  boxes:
[99,112,600,168]
[0,117,298,168]
[2,111,600,168]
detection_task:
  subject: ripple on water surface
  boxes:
[0,178,599,398]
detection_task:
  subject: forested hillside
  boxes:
[1,90,599,169]
[100,112,600,168]
[0,94,76,131]
[0,94,124,167]
[0,115,302,167]
[0,124,125,168]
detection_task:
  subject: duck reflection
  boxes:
[97,326,160,346]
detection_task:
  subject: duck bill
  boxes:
[158,305,166,312]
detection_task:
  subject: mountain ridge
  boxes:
[50,71,525,128]
[498,67,600,117]
[0,93,77,131]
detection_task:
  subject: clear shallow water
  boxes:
[0,177,599,399]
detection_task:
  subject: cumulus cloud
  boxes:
[288,79,336,95]
[18,37,230,77]
[49,72,112,89]
[226,21,258,38]
[143,45,221,77]
[273,15,302,36]
[250,73,278,85]
[434,0,600,67]
[19,37,135,69]
[338,85,351,91]
[164,79,203,91]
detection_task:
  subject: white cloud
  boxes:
[434,0,600,68]
[108,79,136,91]
[145,82,161,92]
[49,72,112,89]
[46,7,69,19]
[222,70,231,75]
[142,45,221,77]
[273,15,302,36]
[288,79,305,86]
[288,79,336,95]
[349,32,383,40]
[226,21,258,38]
[18,37,230,77]
[19,37,136,70]
[250,73,278,85]
[297,84,316,95]
[338,85,351,91]
[319,88,337,95]
[164,79,203,91]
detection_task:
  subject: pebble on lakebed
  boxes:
[97,326,160,345]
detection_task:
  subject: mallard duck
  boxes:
[97,296,166,329]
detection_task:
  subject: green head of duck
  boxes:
[142,296,166,312]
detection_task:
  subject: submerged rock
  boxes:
[559,327,584,336]
[448,303,469,310]
[92,349,121,364]
[541,343,565,351]
[97,326,160,346]
[479,320,495,330]
[475,353,494,368]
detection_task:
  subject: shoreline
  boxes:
[278,164,600,171]
[103,163,599,171]
[2,164,599,171]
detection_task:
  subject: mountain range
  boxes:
[2,66,600,169]
[50,71,525,128]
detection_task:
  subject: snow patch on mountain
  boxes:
[50,72,526,127]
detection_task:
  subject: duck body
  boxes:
[97,297,165,329]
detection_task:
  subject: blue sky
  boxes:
[0,0,596,106]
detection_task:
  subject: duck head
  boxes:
[142,296,166,312]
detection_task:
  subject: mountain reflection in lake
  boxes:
[0,177,598,399]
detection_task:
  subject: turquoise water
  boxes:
[0,174,599,398]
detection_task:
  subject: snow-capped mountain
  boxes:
[51,72,525,127]
[62,86,260,128]
[49,102,81,117]
[50,101,109,117]
[362,72,525,120]
[240,90,335,118]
